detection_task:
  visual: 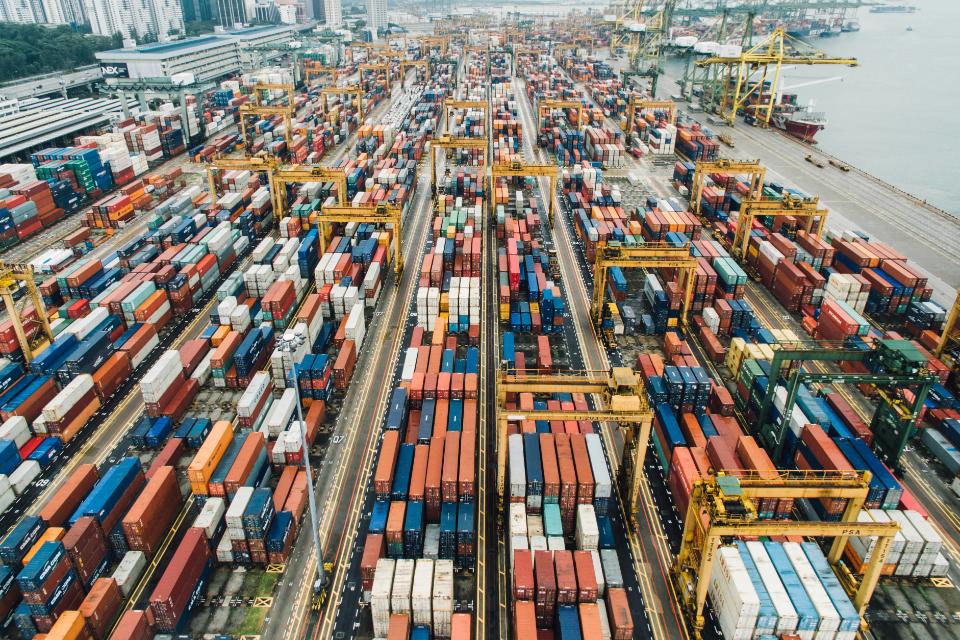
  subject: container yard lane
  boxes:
[262,72,453,640]
[512,64,688,640]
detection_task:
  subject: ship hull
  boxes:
[780,119,824,143]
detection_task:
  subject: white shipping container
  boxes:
[43,374,96,422]
[0,416,30,447]
[509,434,526,500]
[113,550,147,597]
[585,434,612,499]
[411,559,434,627]
[576,504,600,551]
[9,460,40,494]
[0,487,13,514]
[510,503,527,538]
[903,510,943,557]
[433,559,454,637]
[391,558,415,614]
[226,487,254,528]
[371,559,395,636]
[886,510,924,555]
[237,372,272,418]
[745,540,799,635]
[783,542,840,634]
[192,497,226,539]
[590,550,606,596]
[708,546,760,640]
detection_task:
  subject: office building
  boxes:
[83,0,184,41]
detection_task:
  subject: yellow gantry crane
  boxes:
[536,99,586,129]
[399,60,428,83]
[591,242,697,331]
[359,63,391,93]
[491,161,559,224]
[320,85,365,121]
[934,289,960,370]
[732,195,828,261]
[429,135,488,193]
[206,155,282,217]
[689,159,765,220]
[419,35,449,57]
[695,26,857,127]
[0,263,54,362]
[443,99,489,136]
[319,203,404,275]
[273,164,348,216]
[239,84,296,149]
[304,62,340,85]
[496,367,653,520]
[205,157,348,222]
[624,97,676,135]
[673,471,898,639]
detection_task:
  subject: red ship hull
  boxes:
[782,119,824,143]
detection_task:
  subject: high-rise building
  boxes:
[83,0,184,41]
[322,0,339,27]
[365,0,385,35]
[214,0,245,27]
[0,0,40,22]
[39,0,68,22]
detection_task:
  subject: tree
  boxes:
[0,23,118,83]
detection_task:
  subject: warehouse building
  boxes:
[95,23,316,85]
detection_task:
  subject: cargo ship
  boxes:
[870,4,918,13]
[771,98,827,143]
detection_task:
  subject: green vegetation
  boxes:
[185,20,217,37]
[233,607,268,635]
[0,24,121,83]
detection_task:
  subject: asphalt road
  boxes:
[260,80,436,640]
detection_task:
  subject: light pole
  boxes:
[281,335,327,590]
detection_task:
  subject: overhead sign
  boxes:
[99,63,130,79]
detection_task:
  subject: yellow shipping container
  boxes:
[188,420,234,491]
[23,527,67,565]
[46,610,88,640]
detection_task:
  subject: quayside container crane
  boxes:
[694,26,857,127]
[496,367,654,522]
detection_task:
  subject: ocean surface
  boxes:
[776,0,960,216]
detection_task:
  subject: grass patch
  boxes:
[256,571,280,598]
[233,606,268,635]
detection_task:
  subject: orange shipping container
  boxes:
[450,613,471,640]
[45,610,91,640]
[79,578,122,640]
[513,601,537,640]
[224,432,266,495]
[92,351,132,399]
[188,420,234,493]
[40,463,99,526]
[606,588,634,640]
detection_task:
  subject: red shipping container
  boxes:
[79,577,122,640]
[63,516,109,587]
[513,550,534,600]
[573,550,598,602]
[123,466,183,557]
[40,463,99,526]
[149,528,211,631]
[110,610,154,640]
